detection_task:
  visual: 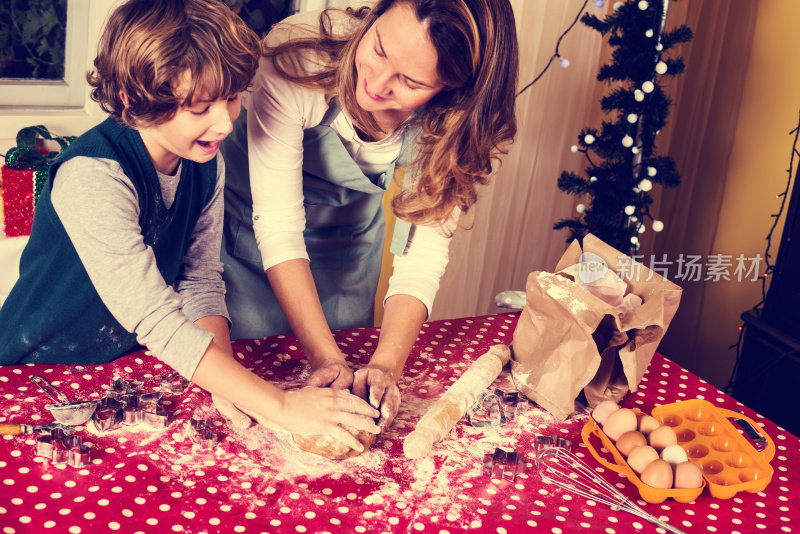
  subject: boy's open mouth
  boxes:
[196,140,220,152]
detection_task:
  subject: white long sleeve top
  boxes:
[244,10,455,315]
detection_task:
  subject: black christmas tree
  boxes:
[553,0,693,254]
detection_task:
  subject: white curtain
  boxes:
[433,0,610,319]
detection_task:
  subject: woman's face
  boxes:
[354,2,444,116]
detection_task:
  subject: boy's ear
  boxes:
[119,90,129,107]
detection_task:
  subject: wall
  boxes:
[665,0,800,387]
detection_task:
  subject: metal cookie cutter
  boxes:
[120,395,143,426]
[534,434,573,468]
[91,397,125,433]
[483,447,521,481]
[142,402,169,430]
[467,389,520,427]
[35,429,92,468]
[104,378,142,399]
[130,392,167,429]
[160,371,190,395]
[494,389,520,421]
[189,416,219,450]
[468,391,506,428]
[92,392,166,432]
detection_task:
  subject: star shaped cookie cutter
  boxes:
[103,377,143,399]
[91,384,168,433]
[160,371,190,396]
[119,392,165,426]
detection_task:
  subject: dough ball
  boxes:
[293,425,377,460]
[236,400,377,459]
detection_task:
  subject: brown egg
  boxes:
[626,445,659,475]
[591,400,620,425]
[602,408,637,441]
[615,430,647,457]
[637,414,660,435]
[673,461,704,489]
[648,425,678,451]
[641,459,673,489]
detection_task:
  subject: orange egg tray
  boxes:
[581,399,775,504]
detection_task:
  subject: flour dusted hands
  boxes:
[305,357,354,390]
[352,367,401,431]
[279,386,380,451]
[214,386,380,451]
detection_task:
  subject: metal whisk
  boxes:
[536,447,687,534]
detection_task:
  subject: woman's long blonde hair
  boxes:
[268,0,518,227]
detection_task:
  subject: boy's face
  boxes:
[138,71,241,175]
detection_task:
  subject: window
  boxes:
[0,0,111,142]
[0,0,90,108]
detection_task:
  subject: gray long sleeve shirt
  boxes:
[50,153,229,379]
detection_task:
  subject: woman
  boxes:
[218,0,518,431]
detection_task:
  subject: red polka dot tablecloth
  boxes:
[0,313,797,534]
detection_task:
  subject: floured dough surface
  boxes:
[292,426,377,460]
[237,406,377,460]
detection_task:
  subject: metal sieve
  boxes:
[31,375,100,426]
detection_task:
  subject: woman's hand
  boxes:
[278,386,380,451]
[352,366,401,431]
[305,356,354,389]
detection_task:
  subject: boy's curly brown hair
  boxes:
[88,0,262,128]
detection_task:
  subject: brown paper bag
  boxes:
[510,234,682,420]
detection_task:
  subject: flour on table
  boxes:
[74,359,562,526]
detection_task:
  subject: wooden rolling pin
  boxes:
[0,423,29,435]
[0,422,69,435]
[403,344,511,459]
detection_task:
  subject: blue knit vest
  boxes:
[0,117,216,365]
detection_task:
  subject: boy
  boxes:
[0,0,378,451]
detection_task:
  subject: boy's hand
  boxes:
[305,357,353,389]
[212,394,254,429]
[280,386,380,451]
[352,367,401,431]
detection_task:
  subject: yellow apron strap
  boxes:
[373,166,405,326]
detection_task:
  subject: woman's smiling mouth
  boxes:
[364,80,387,102]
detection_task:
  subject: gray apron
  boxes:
[221,99,413,339]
